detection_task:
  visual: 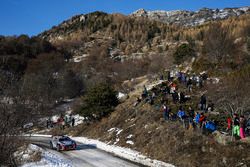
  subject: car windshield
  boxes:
[59,137,71,142]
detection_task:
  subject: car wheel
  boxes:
[56,145,61,151]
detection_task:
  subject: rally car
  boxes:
[50,136,77,151]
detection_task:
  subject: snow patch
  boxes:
[108,127,117,133]
[21,144,72,167]
[126,140,134,145]
[73,114,86,126]
[129,124,136,128]
[126,134,133,139]
[73,54,88,63]
[107,127,123,136]
[114,138,120,145]
[117,92,126,99]
[116,129,123,135]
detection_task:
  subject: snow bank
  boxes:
[72,137,175,167]
[22,144,72,167]
[73,114,86,126]
[15,144,43,163]
[118,92,126,99]
[126,140,134,145]
[117,92,129,102]
[23,134,52,137]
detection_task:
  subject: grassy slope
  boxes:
[70,78,250,167]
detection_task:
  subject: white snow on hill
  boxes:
[131,7,250,26]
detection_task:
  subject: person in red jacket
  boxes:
[227,117,232,131]
[199,113,206,129]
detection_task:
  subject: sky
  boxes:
[0,0,249,36]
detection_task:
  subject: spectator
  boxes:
[181,72,186,84]
[186,78,192,92]
[227,117,232,131]
[134,97,141,107]
[160,74,164,80]
[195,112,200,124]
[162,104,169,121]
[188,107,195,119]
[170,70,174,81]
[177,106,186,120]
[172,91,179,104]
[199,113,206,129]
[232,113,240,138]
[148,95,154,105]
[200,94,207,112]
[246,118,250,136]
[72,116,75,127]
[58,115,65,130]
[170,83,177,94]
[167,71,171,81]
[179,92,185,103]
[46,118,51,129]
[239,115,246,139]
[141,85,148,99]
[177,72,182,81]
[207,101,214,112]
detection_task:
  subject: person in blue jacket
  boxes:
[177,106,187,128]
[177,106,185,120]
[195,112,200,124]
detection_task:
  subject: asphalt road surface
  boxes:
[28,136,140,167]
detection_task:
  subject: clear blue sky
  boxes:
[0,0,249,36]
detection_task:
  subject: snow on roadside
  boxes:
[15,144,43,163]
[126,140,134,145]
[72,136,175,167]
[23,134,52,137]
[21,144,72,167]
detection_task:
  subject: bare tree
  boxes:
[203,23,235,64]
[214,66,250,116]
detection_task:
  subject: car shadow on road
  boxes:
[76,144,97,150]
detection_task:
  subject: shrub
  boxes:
[173,43,195,64]
[79,83,118,120]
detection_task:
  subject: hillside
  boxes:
[39,10,249,62]
[68,70,250,167]
[37,10,250,88]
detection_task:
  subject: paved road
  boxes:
[28,136,140,167]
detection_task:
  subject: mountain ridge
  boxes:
[130,6,250,26]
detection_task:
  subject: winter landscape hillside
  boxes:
[0,2,250,167]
